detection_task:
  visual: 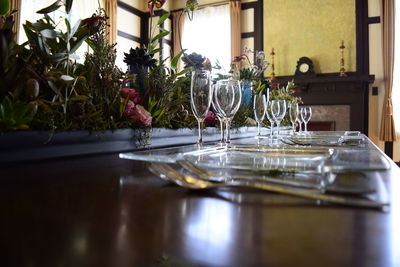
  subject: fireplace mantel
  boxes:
[273,73,375,133]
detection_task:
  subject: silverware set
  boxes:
[147,159,389,209]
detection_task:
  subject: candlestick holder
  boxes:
[269,48,276,81]
[339,40,347,77]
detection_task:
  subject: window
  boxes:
[182,4,231,73]
[18,0,102,62]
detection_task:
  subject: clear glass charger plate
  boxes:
[120,138,391,173]
[120,144,332,187]
[121,144,332,173]
[119,142,392,198]
[182,145,332,174]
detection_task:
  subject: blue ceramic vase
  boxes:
[128,64,148,95]
[241,80,253,106]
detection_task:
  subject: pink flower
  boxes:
[130,104,152,126]
[148,0,166,15]
[120,88,143,105]
[205,111,217,127]
[233,55,246,63]
[123,100,136,117]
[123,100,152,126]
[82,15,107,30]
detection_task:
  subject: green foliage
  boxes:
[23,14,91,72]
[142,53,194,129]
[267,80,302,126]
[238,68,257,81]
[0,0,10,15]
[253,81,266,95]
[36,0,73,14]
[0,96,36,131]
[269,80,301,102]
[31,8,130,131]
[231,104,254,128]
[147,13,170,54]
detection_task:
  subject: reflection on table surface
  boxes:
[0,135,399,266]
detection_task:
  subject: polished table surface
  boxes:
[0,146,400,267]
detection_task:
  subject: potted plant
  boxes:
[231,48,270,106]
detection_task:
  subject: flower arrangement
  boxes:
[0,0,300,135]
[231,47,270,81]
[0,0,194,133]
[123,2,195,129]
[0,0,151,133]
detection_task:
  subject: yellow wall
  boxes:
[263,0,356,76]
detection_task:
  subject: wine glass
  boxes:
[253,93,267,138]
[211,99,225,143]
[190,70,212,143]
[297,117,303,134]
[265,101,275,139]
[289,102,299,134]
[271,100,287,138]
[300,106,312,134]
[214,79,241,143]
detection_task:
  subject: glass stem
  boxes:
[305,122,308,133]
[225,119,231,143]
[292,122,296,134]
[277,121,281,138]
[257,122,261,136]
[197,119,203,143]
[219,119,224,143]
[270,122,274,139]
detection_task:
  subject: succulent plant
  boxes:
[182,52,206,70]
[238,68,258,81]
[186,0,198,11]
[123,47,157,68]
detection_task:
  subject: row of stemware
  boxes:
[190,70,241,144]
[253,93,313,139]
[190,69,313,144]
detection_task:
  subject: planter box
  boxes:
[0,127,259,163]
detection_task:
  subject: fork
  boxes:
[147,162,389,209]
[176,159,322,190]
[176,159,377,195]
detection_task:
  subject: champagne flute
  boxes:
[214,79,241,143]
[265,101,275,139]
[271,100,287,138]
[301,106,312,134]
[190,70,212,143]
[297,117,303,135]
[253,93,267,137]
[289,102,299,134]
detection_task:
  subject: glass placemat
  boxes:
[120,135,390,172]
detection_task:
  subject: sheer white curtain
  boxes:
[182,4,231,72]
[18,0,102,62]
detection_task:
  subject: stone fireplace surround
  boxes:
[305,105,350,131]
[275,73,374,134]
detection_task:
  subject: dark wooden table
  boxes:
[0,151,399,267]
